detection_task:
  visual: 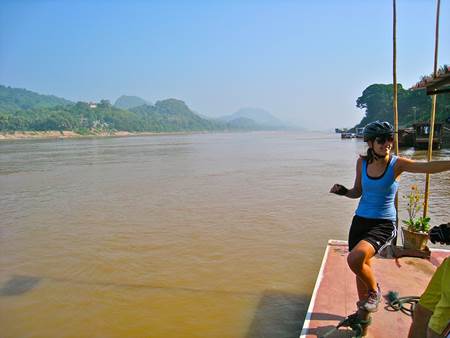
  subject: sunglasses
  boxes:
[375,135,394,144]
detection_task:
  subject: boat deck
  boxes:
[300,240,449,338]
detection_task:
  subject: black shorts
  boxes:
[348,215,397,253]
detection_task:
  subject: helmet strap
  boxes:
[371,148,387,161]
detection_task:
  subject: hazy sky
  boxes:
[1,0,449,129]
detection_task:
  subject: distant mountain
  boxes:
[114,95,150,110]
[0,85,268,133]
[129,98,222,131]
[225,117,263,130]
[0,85,73,112]
[219,107,285,129]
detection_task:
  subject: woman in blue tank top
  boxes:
[330,121,450,314]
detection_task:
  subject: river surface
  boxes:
[0,131,449,338]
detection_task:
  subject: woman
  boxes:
[330,120,450,313]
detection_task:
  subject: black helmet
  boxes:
[363,121,394,141]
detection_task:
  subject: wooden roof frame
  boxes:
[425,72,450,95]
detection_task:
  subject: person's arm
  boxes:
[395,157,450,176]
[330,158,362,199]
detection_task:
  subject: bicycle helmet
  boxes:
[363,121,394,141]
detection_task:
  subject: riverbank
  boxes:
[0,130,197,141]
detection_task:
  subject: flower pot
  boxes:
[402,227,429,251]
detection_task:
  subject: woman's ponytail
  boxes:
[360,147,375,164]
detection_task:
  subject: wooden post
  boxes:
[393,0,399,157]
[393,0,399,244]
[423,0,440,218]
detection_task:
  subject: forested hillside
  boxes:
[129,99,221,131]
[0,86,270,132]
[0,85,73,112]
[114,95,149,110]
[356,84,449,128]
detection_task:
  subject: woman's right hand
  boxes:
[330,184,348,196]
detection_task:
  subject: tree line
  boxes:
[0,85,261,132]
[356,83,449,128]
[2,81,448,133]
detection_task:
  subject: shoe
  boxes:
[362,284,381,312]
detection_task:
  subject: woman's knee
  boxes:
[347,250,365,271]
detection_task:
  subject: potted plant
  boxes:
[402,185,430,250]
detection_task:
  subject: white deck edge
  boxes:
[299,239,341,338]
[429,247,450,253]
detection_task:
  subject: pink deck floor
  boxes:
[300,240,449,338]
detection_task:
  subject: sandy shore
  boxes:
[0,130,195,141]
[0,131,80,140]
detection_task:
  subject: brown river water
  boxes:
[0,131,449,338]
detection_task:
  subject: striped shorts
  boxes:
[348,215,397,253]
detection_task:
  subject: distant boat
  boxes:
[341,132,356,139]
[355,127,364,138]
[398,128,415,147]
[412,122,443,149]
[443,124,450,148]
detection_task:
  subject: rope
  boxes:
[387,290,420,316]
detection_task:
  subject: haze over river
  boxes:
[1,132,449,338]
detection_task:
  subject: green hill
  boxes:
[0,85,73,112]
[114,95,150,110]
[355,83,450,128]
[129,99,222,131]
[0,85,293,133]
[0,86,241,133]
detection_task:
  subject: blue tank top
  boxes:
[355,155,399,221]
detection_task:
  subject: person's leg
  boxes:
[347,240,377,292]
[407,303,448,338]
[356,257,372,302]
[408,303,433,338]
[427,258,450,338]
[356,276,367,302]
[409,258,449,338]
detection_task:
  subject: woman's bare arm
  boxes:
[330,158,362,198]
[395,157,450,177]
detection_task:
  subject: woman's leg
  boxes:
[356,271,369,302]
[347,240,377,292]
[355,253,372,302]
